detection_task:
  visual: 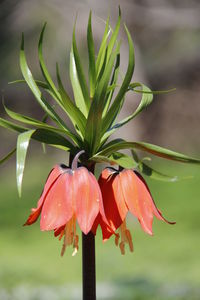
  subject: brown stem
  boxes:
[82,162,96,300]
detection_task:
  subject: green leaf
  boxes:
[84,43,120,155]
[87,11,96,98]
[129,84,176,95]
[138,162,179,182]
[0,117,76,151]
[20,33,74,136]
[96,16,110,78]
[106,7,121,64]
[102,53,120,117]
[9,79,61,101]
[56,63,86,137]
[38,23,61,101]
[0,148,16,165]
[102,83,153,143]
[72,25,90,111]
[97,139,200,164]
[16,129,35,197]
[70,49,88,117]
[3,103,80,145]
[102,24,135,133]
[0,117,27,133]
[92,152,138,169]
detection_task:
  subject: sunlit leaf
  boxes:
[97,139,200,164]
[138,162,179,182]
[92,152,138,169]
[96,16,110,78]
[20,33,74,137]
[84,43,120,155]
[3,103,80,144]
[56,63,86,137]
[102,83,153,143]
[106,7,121,64]
[102,24,135,133]
[70,49,88,117]
[87,11,96,98]
[72,25,90,111]
[103,53,120,117]
[0,117,76,150]
[16,129,35,197]
[38,23,61,101]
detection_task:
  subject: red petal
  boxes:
[98,168,127,232]
[119,170,154,235]
[136,172,175,225]
[40,172,74,231]
[73,167,100,235]
[24,165,64,226]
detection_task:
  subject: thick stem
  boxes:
[82,162,96,300]
[82,232,96,300]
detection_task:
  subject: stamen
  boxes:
[125,229,134,252]
[117,220,134,255]
[115,234,119,246]
[119,242,125,255]
[72,235,79,256]
[61,215,77,256]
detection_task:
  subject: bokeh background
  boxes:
[0,1,200,299]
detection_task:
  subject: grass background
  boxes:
[0,150,200,299]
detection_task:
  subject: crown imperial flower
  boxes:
[96,167,175,254]
[24,151,109,256]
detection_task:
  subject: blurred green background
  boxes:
[0,0,200,299]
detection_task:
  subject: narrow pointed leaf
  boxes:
[102,24,135,133]
[0,117,76,151]
[0,148,16,165]
[96,16,110,77]
[106,7,121,64]
[56,64,86,136]
[92,152,138,169]
[72,26,90,111]
[20,34,73,134]
[129,83,176,95]
[0,117,26,133]
[84,43,120,155]
[70,49,88,117]
[16,129,35,197]
[97,139,200,164]
[38,23,61,101]
[101,83,153,143]
[138,162,179,182]
[3,104,80,144]
[87,11,96,97]
[103,52,120,117]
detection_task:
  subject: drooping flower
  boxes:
[24,151,109,256]
[96,167,175,255]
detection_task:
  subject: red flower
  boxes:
[24,151,109,256]
[96,167,175,255]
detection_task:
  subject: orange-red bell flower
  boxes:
[96,167,175,255]
[24,151,109,256]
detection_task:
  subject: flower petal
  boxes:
[119,169,154,235]
[135,172,175,225]
[98,168,127,232]
[73,167,100,234]
[24,165,65,225]
[40,172,74,231]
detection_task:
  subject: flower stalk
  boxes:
[82,163,96,300]
[82,232,96,300]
